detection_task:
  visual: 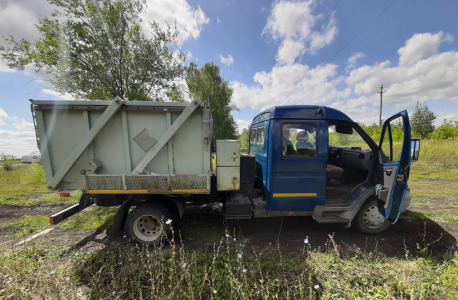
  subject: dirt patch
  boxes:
[20,192,54,199]
[0,203,66,225]
[178,205,457,258]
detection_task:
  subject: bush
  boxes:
[0,153,17,171]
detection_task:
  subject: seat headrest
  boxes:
[296,131,309,142]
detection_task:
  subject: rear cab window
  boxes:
[281,124,317,158]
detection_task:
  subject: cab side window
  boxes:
[282,124,316,158]
[250,128,257,144]
[256,127,265,145]
[380,116,405,163]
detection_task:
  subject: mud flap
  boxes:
[110,197,135,236]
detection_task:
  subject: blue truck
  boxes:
[32,99,420,245]
[243,105,419,235]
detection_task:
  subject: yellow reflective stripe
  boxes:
[272,193,317,197]
[87,189,208,194]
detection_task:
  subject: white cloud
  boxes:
[345,52,365,72]
[220,54,234,66]
[277,39,306,65]
[232,63,351,111]
[235,119,251,133]
[141,0,210,45]
[0,108,9,125]
[233,31,458,124]
[346,52,458,107]
[0,0,54,44]
[398,32,453,66]
[263,0,338,65]
[0,60,16,73]
[0,106,38,157]
[13,119,34,131]
[41,89,74,100]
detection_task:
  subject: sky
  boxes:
[1,0,458,157]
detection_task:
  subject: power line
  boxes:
[276,0,343,88]
[325,0,399,64]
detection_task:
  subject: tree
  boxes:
[186,62,238,140]
[430,120,458,139]
[0,0,186,101]
[238,128,250,152]
[411,101,436,138]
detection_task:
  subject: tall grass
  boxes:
[1,230,457,299]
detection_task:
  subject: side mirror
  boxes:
[411,139,420,161]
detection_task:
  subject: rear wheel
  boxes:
[354,199,390,234]
[125,204,173,246]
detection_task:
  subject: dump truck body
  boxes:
[31,98,213,195]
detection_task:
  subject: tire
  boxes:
[125,204,173,246]
[353,198,390,234]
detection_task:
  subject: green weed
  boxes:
[9,215,50,237]
[0,232,457,299]
[61,206,117,231]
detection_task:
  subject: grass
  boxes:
[0,231,456,300]
[61,206,117,231]
[404,210,458,223]
[9,215,50,237]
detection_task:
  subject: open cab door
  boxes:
[378,111,412,223]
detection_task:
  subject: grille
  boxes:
[125,175,168,191]
[170,175,207,190]
[86,174,208,192]
[86,175,123,190]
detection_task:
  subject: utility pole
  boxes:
[377,85,387,126]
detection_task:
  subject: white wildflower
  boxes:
[7,293,15,299]
[182,263,187,268]
[237,253,242,259]
[166,219,172,225]
[213,290,217,294]
[314,284,319,290]
[242,268,247,273]
[225,234,230,238]
[233,238,236,241]
[304,238,309,244]
[66,277,70,281]
[49,271,56,275]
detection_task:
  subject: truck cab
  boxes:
[237,105,419,234]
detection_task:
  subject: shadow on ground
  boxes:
[175,206,457,258]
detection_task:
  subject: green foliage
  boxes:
[411,101,436,138]
[0,153,17,171]
[61,207,117,231]
[10,215,50,237]
[238,128,249,153]
[430,120,458,140]
[186,62,238,140]
[1,232,457,299]
[0,0,186,101]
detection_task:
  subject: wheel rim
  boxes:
[133,215,163,242]
[362,205,386,229]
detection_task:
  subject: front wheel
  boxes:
[125,204,173,246]
[353,199,390,234]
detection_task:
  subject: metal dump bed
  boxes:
[31,98,212,194]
